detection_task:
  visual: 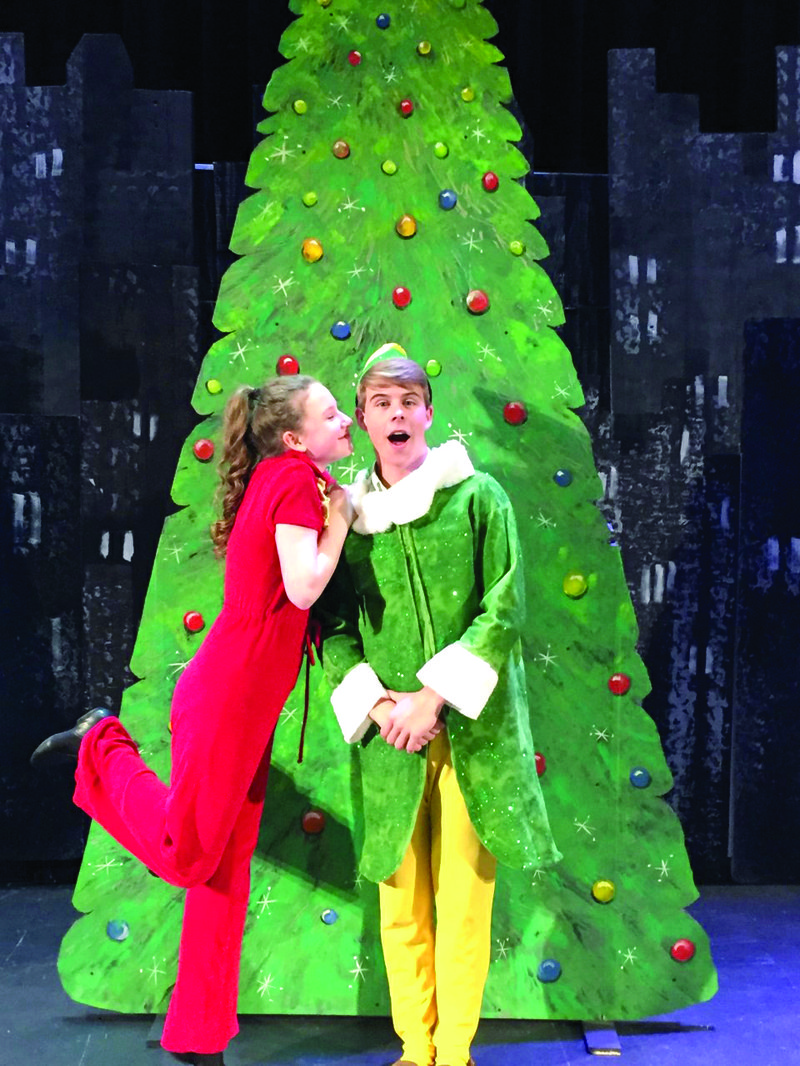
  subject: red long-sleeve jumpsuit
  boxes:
[73,450,328,1054]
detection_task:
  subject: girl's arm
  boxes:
[275,488,353,610]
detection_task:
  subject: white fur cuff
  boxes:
[417,643,498,720]
[330,663,388,743]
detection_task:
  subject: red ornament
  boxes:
[193,438,215,462]
[503,401,527,426]
[277,354,300,375]
[302,809,326,834]
[670,938,696,962]
[183,611,205,633]
[535,751,546,776]
[466,289,490,314]
[482,171,499,192]
[608,672,632,696]
[332,139,350,159]
[392,286,412,309]
[348,50,362,66]
[399,98,414,116]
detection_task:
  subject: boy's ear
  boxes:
[355,407,367,431]
[424,404,434,430]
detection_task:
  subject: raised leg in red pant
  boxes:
[73,715,275,1053]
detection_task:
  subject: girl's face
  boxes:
[284,381,353,468]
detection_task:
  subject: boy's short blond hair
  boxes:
[356,357,433,409]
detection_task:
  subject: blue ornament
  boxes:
[376,13,391,28]
[438,189,457,210]
[321,908,339,925]
[630,766,652,789]
[106,919,130,942]
[553,469,573,487]
[537,958,562,983]
[330,320,351,340]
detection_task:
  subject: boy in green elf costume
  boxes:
[317,344,561,1066]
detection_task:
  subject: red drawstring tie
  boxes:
[297,619,322,764]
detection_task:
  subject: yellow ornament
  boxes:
[591,879,616,904]
[417,40,432,55]
[317,0,332,6]
[302,238,324,263]
[205,379,223,395]
[293,99,308,115]
[461,86,475,102]
[563,571,588,599]
[395,214,417,238]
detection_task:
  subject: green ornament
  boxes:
[460,86,475,102]
[425,359,442,377]
[381,159,398,175]
[433,141,449,158]
[292,99,308,115]
[205,379,223,395]
[509,240,526,256]
[302,191,318,207]
[563,572,589,599]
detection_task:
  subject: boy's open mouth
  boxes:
[388,431,410,445]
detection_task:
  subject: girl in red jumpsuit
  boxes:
[32,375,354,1066]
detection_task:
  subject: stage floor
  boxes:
[2,883,797,1065]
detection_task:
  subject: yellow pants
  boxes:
[378,730,497,1066]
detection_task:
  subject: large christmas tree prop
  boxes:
[60,0,717,1021]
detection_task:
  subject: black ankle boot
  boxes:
[30,707,115,767]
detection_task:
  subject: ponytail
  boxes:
[210,376,316,557]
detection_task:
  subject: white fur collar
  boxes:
[347,440,474,534]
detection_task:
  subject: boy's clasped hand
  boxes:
[370,687,446,753]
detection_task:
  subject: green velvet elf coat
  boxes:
[317,441,562,883]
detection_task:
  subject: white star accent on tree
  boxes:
[142,957,165,985]
[574,816,597,841]
[280,705,297,723]
[460,229,484,253]
[354,872,365,889]
[477,341,497,362]
[255,199,275,221]
[648,855,674,882]
[257,972,278,999]
[470,122,487,144]
[552,383,571,400]
[349,956,368,982]
[295,36,310,53]
[334,14,351,31]
[230,340,250,364]
[535,645,557,669]
[91,856,122,877]
[169,656,191,677]
[536,511,556,529]
[531,868,545,886]
[618,947,639,969]
[495,938,510,960]
[328,94,345,109]
[270,140,297,164]
[383,69,398,84]
[338,460,359,481]
[448,427,471,446]
[346,263,368,280]
[536,299,556,321]
[255,887,279,916]
[272,274,295,300]
[339,195,364,214]
[591,725,612,742]
[163,541,184,563]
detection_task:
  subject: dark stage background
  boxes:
[2,1,800,885]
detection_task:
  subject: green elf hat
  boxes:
[358,341,409,381]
